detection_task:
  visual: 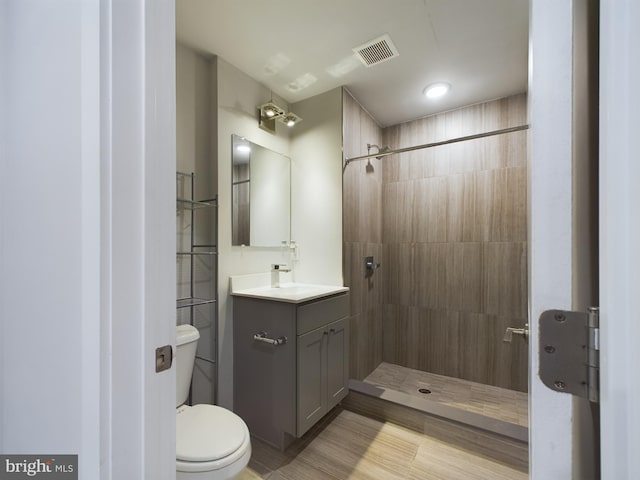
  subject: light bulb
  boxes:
[424,82,450,99]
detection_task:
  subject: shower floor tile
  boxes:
[364,362,528,427]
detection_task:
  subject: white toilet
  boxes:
[176,324,251,480]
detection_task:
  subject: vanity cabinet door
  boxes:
[296,325,328,437]
[326,317,349,411]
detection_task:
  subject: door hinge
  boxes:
[539,307,599,403]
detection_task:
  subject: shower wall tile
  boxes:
[486,314,529,392]
[359,171,382,243]
[414,243,448,310]
[343,90,361,160]
[381,307,528,391]
[346,92,528,392]
[446,243,484,313]
[383,242,416,306]
[382,125,401,184]
[413,177,448,243]
[343,89,383,245]
[447,172,484,242]
[344,242,384,315]
[481,94,527,132]
[342,164,359,243]
[382,182,415,244]
[483,242,528,318]
[343,88,384,380]
[349,308,384,380]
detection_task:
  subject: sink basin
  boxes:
[231,282,349,303]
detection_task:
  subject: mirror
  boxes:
[231,134,291,246]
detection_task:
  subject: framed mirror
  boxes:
[231,134,291,246]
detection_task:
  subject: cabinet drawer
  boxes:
[297,293,349,335]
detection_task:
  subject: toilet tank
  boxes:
[176,324,200,407]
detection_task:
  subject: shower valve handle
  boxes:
[503,324,529,343]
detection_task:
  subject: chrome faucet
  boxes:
[271,264,291,288]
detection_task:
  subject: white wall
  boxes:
[216,61,344,408]
[176,43,215,197]
[217,59,293,408]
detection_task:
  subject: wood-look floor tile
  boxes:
[248,405,528,479]
[408,440,528,480]
[237,467,265,480]
[288,411,418,480]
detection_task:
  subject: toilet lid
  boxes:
[176,404,247,462]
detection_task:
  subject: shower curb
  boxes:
[343,380,528,472]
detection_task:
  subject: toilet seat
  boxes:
[176,404,251,473]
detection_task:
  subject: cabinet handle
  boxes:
[329,328,336,333]
[253,331,287,346]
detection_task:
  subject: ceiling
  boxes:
[176,0,529,128]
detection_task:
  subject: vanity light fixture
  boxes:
[258,100,302,133]
[259,101,285,119]
[279,112,302,128]
[424,82,451,99]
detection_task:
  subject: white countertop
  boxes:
[230,275,349,304]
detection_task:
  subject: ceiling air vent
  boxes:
[353,34,399,67]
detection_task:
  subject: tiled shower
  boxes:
[343,90,528,393]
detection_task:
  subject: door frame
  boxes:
[103,0,176,478]
[599,1,640,478]
[528,0,575,477]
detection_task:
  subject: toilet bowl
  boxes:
[176,325,251,480]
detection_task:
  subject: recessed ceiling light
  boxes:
[424,82,450,99]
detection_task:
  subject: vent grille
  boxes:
[353,34,399,67]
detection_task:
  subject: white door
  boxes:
[0,1,176,478]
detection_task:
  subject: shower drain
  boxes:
[418,388,432,394]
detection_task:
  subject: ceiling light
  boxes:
[424,82,450,99]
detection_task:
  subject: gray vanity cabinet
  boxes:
[233,292,349,450]
[297,317,349,436]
